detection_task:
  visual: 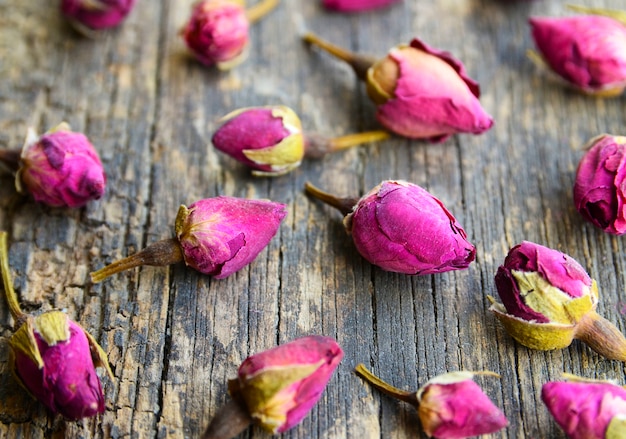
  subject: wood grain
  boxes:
[1,0,625,438]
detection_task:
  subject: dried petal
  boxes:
[322,0,401,12]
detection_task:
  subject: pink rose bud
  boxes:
[304,180,475,275]
[90,196,287,282]
[573,134,626,235]
[529,14,626,96]
[542,374,626,439]
[489,241,626,361]
[322,0,401,12]
[211,105,390,176]
[355,365,508,439]
[202,336,343,439]
[182,0,279,70]
[0,123,106,208]
[0,231,113,421]
[61,0,136,33]
[303,33,493,142]
[9,312,113,420]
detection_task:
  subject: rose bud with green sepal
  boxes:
[355,364,508,438]
[61,0,136,34]
[305,180,475,275]
[0,123,106,208]
[0,231,113,420]
[211,105,390,176]
[322,0,401,12]
[542,374,626,439]
[528,11,626,97]
[202,335,343,439]
[90,196,287,282]
[573,134,626,235]
[182,0,279,70]
[489,241,626,361]
[302,33,493,142]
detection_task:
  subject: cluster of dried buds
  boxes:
[0,123,106,208]
[61,0,137,34]
[0,231,112,420]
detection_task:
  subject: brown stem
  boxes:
[354,363,419,406]
[90,238,184,283]
[302,32,377,81]
[304,182,358,216]
[201,399,253,439]
[0,149,21,173]
[245,0,280,24]
[305,130,391,158]
[576,311,626,362]
[0,231,26,323]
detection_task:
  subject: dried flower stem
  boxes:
[304,182,358,216]
[90,238,184,283]
[302,32,376,80]
[567,5,626,25]
[246,0,280,24]
[0,231,26,323]
[576,311,626,362]
[304,130,391,158]
[201,399,253,439]
[0,149,21,173]
[354,363,419,406]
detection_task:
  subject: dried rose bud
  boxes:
[0,231,113,420]
[489,241,626,361]
[61,0,136,33]
[0,123,106,208]
[211,105,390,176]
[529,14,626,96]
[202,336,343,439]
[303,33,493,142]
[182,0,279,70]
[90,196,287,282]
[542,374,626,439]
[322,0,401,12]
[305,180,475,275]
[355,364,508,438]
[573,134,626,235]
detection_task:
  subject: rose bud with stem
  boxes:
[182,0,280,70]
[0,231,113,420]
[355,364,508,438]
[302,32,493,142]
[90,196,287,282]
[211,105,390,176]
[201,335,343,439]
[489,241,626,361]
[304,180,475,275]
[0,122,106,208]
[542,373,626,439]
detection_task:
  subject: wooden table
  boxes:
[1,1,625,438]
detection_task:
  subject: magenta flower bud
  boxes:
[61,0,136,32]
[212,106,305,176]
[8,312,113,420]
[303,33,493,142]
[322,0,401,12]
[182,0,250,69]
[90,196,287,282]
[573,134,626,235]
[305,180,475,275]
[1,123,106,208]
[202,336,343,438]
[355,365,508,439]
[529,15,626,96]
[542,375,626,439]
[490,241,626,361]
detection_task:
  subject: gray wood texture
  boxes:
[1,0,625,438]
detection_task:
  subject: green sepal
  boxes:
[84,329,114,380]
[8,316,44,369]
[607,415,626,439]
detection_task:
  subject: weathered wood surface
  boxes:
[1,0,625,438]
